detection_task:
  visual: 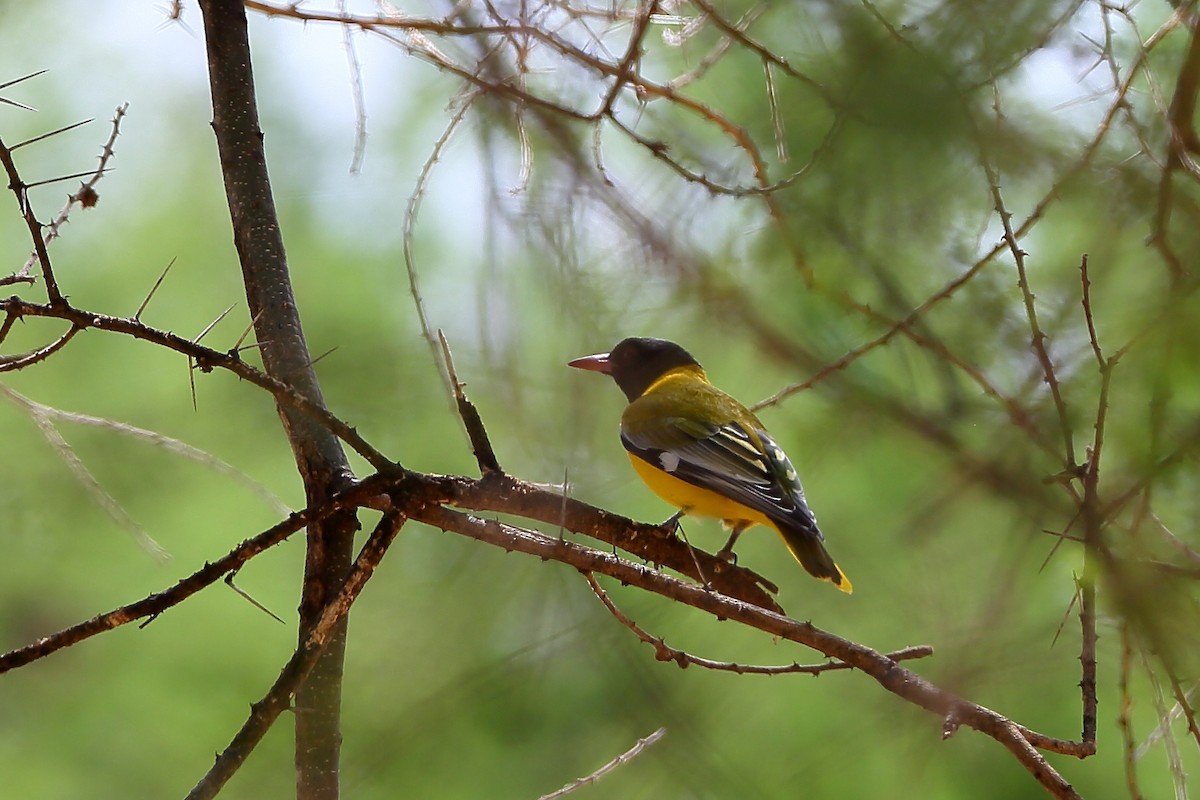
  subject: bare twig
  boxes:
[439,329,502,474]
[1138,648,1188,796]
[0,384,291,516]
[537,726,667,800]
[22,401,168,560]
[402,89,480,389]
[184,510,405,800]
[1118,624,1144,800]
[0,323,80,370]
[585,572,933,675]
[413,501,1086,798]
[983,158,1075,470]
[339,0,368,174]
[0,295,391,470]
[1079,255,1104,368]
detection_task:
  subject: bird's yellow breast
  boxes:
[627,452,775,531]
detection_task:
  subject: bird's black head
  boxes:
[569,337,701,401]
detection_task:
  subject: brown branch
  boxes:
[1118,624,1144,800]
[0,296,391,470]
[439,330,501,474]
[2,439,1094,797]
[201,6,366,794]
[1079,255,1104,368]
[413,502,1086,798]
[17,104,127,279]
[597,0,656,116]
[1076,270,1132,746]
[0,323,80,370]
[1166,670,1200,752]
[0,132,62,303]
[438,471,781,610]
[585,572,933,675]
[184,510,405,800]
[984,158,1076,470]
[0,473,402,675]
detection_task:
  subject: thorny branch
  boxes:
[6,2,1200,798]
[1,369,1091,800]
[585,571,934,676]
[183,510,405,800]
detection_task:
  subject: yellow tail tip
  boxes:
[830,567,853,594]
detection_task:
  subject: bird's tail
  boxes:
[775,525,853,594]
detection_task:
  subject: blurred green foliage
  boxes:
[2,2,1199,799]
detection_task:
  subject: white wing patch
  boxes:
[659,451,681,472]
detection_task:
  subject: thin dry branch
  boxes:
[537,726,667,800]
[0,322,80,370]
[0,132,62,302]
[0,295,391,471]
[1153,4,1200,278]
[754,2,1185,415]
[1139,647,1189,796]
[0,384,291,516]
[0,474,398,675]
[412,501,1086,798]
[1118,624,1145,800]
[18,104,128,278]
[184,510,405,800]
[439,330,501,474]
[402,89,480,389]
[585,571,933,676]
[982,152,1076,470]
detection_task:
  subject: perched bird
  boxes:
[569,337,852,593]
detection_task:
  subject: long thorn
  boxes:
[232,309,263,352]
[188,357,198,412]
[225,573,285,624]
[24,168,110,189]
[0,70,48,91]
[0,96,36,112]
[11,119,94,151]
[193,303,236,344]
[134,257,177,321]
[306,346,338,368]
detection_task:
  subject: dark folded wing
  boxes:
[621,416,821,537]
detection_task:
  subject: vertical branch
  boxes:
[1078,255,1104,748]
[1117,624,1144,800]
[0,133,62,303]
[185,511,405,800]
[985,161,1076,469]
[196,3,359,798]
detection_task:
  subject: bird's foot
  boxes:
[659,508,687,534]
[714,545,739,565]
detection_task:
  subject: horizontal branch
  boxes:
[2,451,1088,798]
[0,296,390,470]
[426,471,782,610]
[412,502,1084,800]
[586,570,932,675]
[0,472,406,674]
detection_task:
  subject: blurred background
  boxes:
[2,1,1199,797]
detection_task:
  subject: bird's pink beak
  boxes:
[567,352,612,374]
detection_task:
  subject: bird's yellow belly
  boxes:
[627,453,774,529]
